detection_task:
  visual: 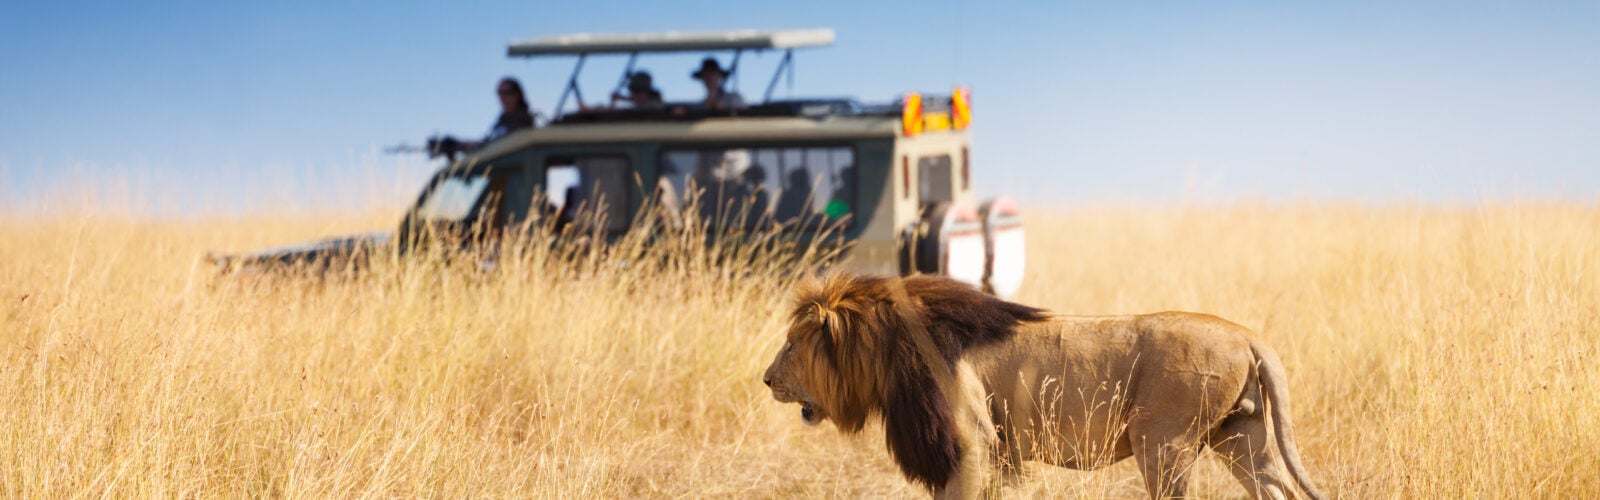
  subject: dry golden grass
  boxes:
[3,202,1598,498]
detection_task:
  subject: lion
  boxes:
[763,273,1326,500]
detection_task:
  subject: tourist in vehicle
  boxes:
[742,166,772,219]
[775,168,814,221]
[488,77,535,140]
[428,77,535,159]
[827,165,856,217]
[610,71,665,110]
[691,57,744,111]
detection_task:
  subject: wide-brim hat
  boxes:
[691,57,728,79]
[627,71,654,92]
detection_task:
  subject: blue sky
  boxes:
[2,1,1597,214]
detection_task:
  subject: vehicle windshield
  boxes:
[658,145,855,230]
[412,165,534,234]
[415,175,490,222]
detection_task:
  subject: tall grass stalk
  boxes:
[2,202,1597,497]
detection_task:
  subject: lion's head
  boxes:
[762,273,900,430]
[762,273,1048,489]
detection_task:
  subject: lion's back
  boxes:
[1134,310,1255,340]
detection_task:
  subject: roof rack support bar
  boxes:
[762,49,794,103]
[727,49,743,94]
[610,52,639,102]
[554,53,588,116]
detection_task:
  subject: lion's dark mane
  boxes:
[793,273,1048,490]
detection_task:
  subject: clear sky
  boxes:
[2,1,1597,214]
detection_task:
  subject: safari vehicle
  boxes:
[212,29,1027,297]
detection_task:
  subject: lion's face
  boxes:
[763,322,829,425]
[764,275,906,432]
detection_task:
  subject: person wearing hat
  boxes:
[610,71,664,110]
[691,57,744,111]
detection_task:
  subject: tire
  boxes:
[903,202,987,290]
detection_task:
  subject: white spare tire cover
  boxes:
[910,202,987,290]
[980,197,1025,299]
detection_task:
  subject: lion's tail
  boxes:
[1250,340,1328,500]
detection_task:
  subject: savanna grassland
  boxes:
[2,202,1598,498]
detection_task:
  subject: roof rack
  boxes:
[550,98,888,125]
[507,29,834,57]
[510,29,839,119]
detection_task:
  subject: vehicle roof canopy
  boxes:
[507,29,834,56]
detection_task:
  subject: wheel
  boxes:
[903,202,987,290]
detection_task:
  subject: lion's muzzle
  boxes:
[765,377,826,425]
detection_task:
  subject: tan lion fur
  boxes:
[763,274,1326,500]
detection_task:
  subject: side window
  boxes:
[658,146,855,230]
[918,154,954,206]
[544,155,630,233]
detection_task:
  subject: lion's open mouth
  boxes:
[800,401,824,424]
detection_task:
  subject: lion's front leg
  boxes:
[935,361,1002,499]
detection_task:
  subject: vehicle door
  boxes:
[536,148,639,237]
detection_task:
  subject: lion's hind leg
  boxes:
[1127,414,1205,499]
[1205,393,1296,500]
